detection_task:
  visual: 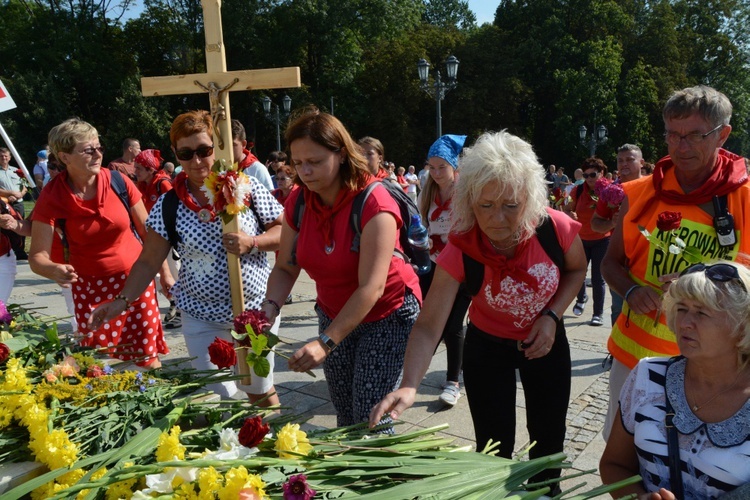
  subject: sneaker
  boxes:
[439,383,461,407]
[572,296,588,316]
[285,294,293,305]
[590,315,603,327]
[164,310,182,329]
[163,304,178,323]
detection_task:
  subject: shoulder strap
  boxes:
[156,178,172,196]
[349,182,380,252]
[536,215,564,270]
[462,215,564,297]
[110,170,139,240]
[161,189,180,248]
[289,191,306,266]
[576,183,584,199]
[664,356,685,500]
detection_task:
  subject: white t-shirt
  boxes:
[405,173,418,194]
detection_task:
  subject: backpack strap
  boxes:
[575,183,584,200]
[156,178,172,196]
[463,215,564,297]
[289,191,306,266]
[161,189,181,248]
[349,182,380,252]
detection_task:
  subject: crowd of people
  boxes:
[2,83,749,496]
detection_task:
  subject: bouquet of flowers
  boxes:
[202,159,254,223]
[599,182,625,211]
[549,187,569,210]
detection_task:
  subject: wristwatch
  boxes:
[541,308,562,327]
[319,333,338,352]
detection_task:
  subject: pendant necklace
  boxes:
[489,237,517,252]
[690,371,743,412]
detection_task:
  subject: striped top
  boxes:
[620,357,750,499]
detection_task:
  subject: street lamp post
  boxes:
[579,124,608,157]
[417,55,459,139]
[262,95,292,151]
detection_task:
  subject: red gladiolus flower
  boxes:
[656,211,682,232]
[207,337,237,368]
[0,343,9,363]
[86,365,104,378]
[238,416,270,448]
[283,474,316,500]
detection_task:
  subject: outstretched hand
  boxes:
[368,388,417,428]
[88,300,127,330]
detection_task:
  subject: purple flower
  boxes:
[135,372,143,381]
[0,300,11,324]
[85,384,93,390]
[148,378,156,385]
[139,385,146,392]
[103,365,113,375]
[283,474,316,500]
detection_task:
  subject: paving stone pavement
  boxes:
[8,259,614,493]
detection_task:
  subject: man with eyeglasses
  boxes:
[0,147,28,259]
[600,85,750,441]
[108,138,141,182]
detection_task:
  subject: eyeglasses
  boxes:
[276,177,291,182]
[582,172,598,179]
[664,124,723,146]
[679,263,747,292]
[175,145,214,161]
[77,146,105,156]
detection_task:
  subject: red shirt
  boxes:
[286,185,421,322]
[437,209,580,340]
[138,171,172,212]
[32,169,143,276]
[571,184,611,241]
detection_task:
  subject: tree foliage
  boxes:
[1,0,750,173]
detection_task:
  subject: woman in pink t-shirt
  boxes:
[263,107,421,428]
[371,131,587,490]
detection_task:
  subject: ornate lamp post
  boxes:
[417,55,459,139]
[579,124,608,157]
[262,94,292,151]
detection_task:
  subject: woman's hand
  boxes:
[522,314,557,359]
[51,264,79,288]
[0,214,19,231]
[88,299,128,330]
[223,231,251,256]
[288,339,328,373]
[640,489,675,500]
[369,387,417,428]
[159,273,175,299]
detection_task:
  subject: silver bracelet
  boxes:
[624,285,641,303]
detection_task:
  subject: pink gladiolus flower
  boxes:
[283,474,316,500]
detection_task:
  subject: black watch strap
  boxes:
[541,308,561,327]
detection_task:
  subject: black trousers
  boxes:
[463,321,571,482]
[419,260,471,382]
[10,200,25,257]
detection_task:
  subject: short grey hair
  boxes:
[662,260,750,370]
[663,85,732,127]
[617,144,643,157]
[48,118,98,158]
[452,130,548,242]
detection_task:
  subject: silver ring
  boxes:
[229,239,233,245]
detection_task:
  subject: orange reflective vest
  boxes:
[608,156,750,369]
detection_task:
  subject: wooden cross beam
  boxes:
[140,0,301,317]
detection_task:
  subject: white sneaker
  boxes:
[439,383,461,406]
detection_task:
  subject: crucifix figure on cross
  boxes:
[193,78,239,149]
[141,0,300,318]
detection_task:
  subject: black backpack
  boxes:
[290,179,420,265]
[0,199,24,257]
[462,215,565,296]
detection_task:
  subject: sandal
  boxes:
[572,296,588,316]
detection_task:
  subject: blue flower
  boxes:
[85,384,93,390]
[139,385,146,392]
[103,365,113,375]
[148,378,156,385]
[135,372,143,381]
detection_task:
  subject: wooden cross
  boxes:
[141,0,301,316]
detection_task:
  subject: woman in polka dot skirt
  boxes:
[89,111,284,407]
[29,119,170,368]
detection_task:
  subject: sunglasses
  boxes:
[77,146,105,156]
[582,172,598,179]
[175,145,214,161]
[679,263,747,292]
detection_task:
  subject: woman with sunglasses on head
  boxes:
[89,111,283,405]
[564,157,610,327]
[601,260,750,499]
[29,118,169,368]
[263,108,421,429]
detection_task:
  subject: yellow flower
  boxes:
[174,482,199,500]
[197,466,221,499]
[218,467,266,500]
[274,423,313,458]
[156,425,185,462]
[105,479,136,500]
[31,480,67,500]
[0,406,13,428]
[60,468,86,486]
[0,330,12,341]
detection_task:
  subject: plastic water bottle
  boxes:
[408,214,432,275]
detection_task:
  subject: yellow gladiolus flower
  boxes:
[218,466,266,500]
[156,425,186,462]
[274,423,313,459]
[197,466,221,499]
